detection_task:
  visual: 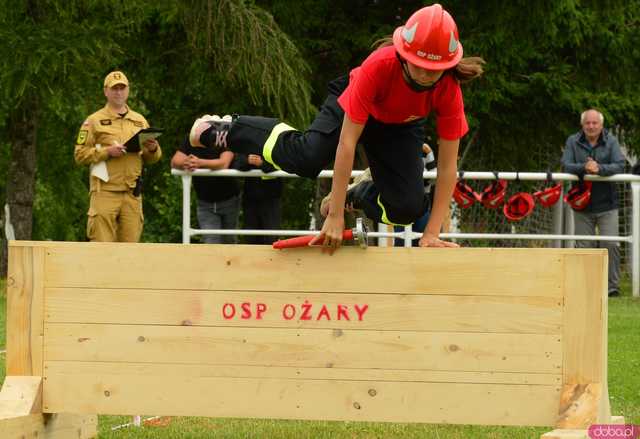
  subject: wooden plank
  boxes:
[45,289,563,334]
[0,413,97,439]
[43,371,560,426]
[562,253,607,383]
[45,361,562,386]
[42,242,565,296]
[559,252,609,428]
[44,324,562,373]
[6,245,45,376]
[0,376,42,417]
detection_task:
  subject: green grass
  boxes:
[0,277,637,438]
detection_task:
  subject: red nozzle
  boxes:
[273,229,354,249]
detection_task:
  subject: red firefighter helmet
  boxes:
[503,192,536,222]
[393,4,464,70]
[533,172,562,207]
[564,180,592,210]
[480,173,508,208]
[534,183,562,207]
[453,172,480,208]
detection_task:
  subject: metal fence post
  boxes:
[181,175,192,244]
[552,186,564,248]
[632,182,639,297]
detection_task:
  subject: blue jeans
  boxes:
[573,208,620,292]
[196,196,241,244]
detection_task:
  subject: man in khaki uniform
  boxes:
[74,71,162,242]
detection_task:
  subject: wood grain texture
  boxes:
[560,252,610,428]
[41,242,564,296]
[0,413,97,439]
[44,323,562,373]
[3,242,613,432]
[43,367,560,426]
[6,246,45,376]
[45,288,562,333]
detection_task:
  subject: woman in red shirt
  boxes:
[190,4,483,252]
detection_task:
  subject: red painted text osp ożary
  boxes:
[221,301,369,322]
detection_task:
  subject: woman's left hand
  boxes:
[418,232,460,248]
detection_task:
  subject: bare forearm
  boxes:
[425,166,455,236]
[327,142,356,218]
[423,137,459,238]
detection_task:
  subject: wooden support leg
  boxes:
[0,376,97,439]
[0,376,42,415]
[556,383,601,429]
[0,413,97,439]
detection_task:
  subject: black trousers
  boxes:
[242,197,282,245]
[227,77,429,225]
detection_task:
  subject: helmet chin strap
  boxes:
[396,52,442,92]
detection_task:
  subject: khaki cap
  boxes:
[104,71,129,88]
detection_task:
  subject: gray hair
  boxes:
[580,109,604,125]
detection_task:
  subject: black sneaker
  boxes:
[608,289,620,297]
[320,168,371,217]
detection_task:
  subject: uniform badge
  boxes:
[76,130,88,145]
[133,120,143,127]
[100,119,112,125]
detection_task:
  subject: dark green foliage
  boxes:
[1,0,639,245]
[0,0,317,245]
[448,0,640,171]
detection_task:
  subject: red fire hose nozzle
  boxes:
[272,218,368,249]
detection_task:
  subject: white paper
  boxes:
[90,144,109,182]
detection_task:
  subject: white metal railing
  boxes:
[171,168,640,297]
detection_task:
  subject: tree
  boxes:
[0,0,133,273]
[2,0,639,271]
[0,0,316,273]
[447,0,640,170]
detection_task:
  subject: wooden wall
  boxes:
[6,241,610,429]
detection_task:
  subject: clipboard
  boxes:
[124,127,164,153]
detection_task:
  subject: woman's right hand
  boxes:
[310,113,363,255]
[310,214,345,254]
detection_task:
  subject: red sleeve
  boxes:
[434,78,469,140]
[337,65,377,125]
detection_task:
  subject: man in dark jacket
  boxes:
[561,108,626,296]
[171,121,242,244]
